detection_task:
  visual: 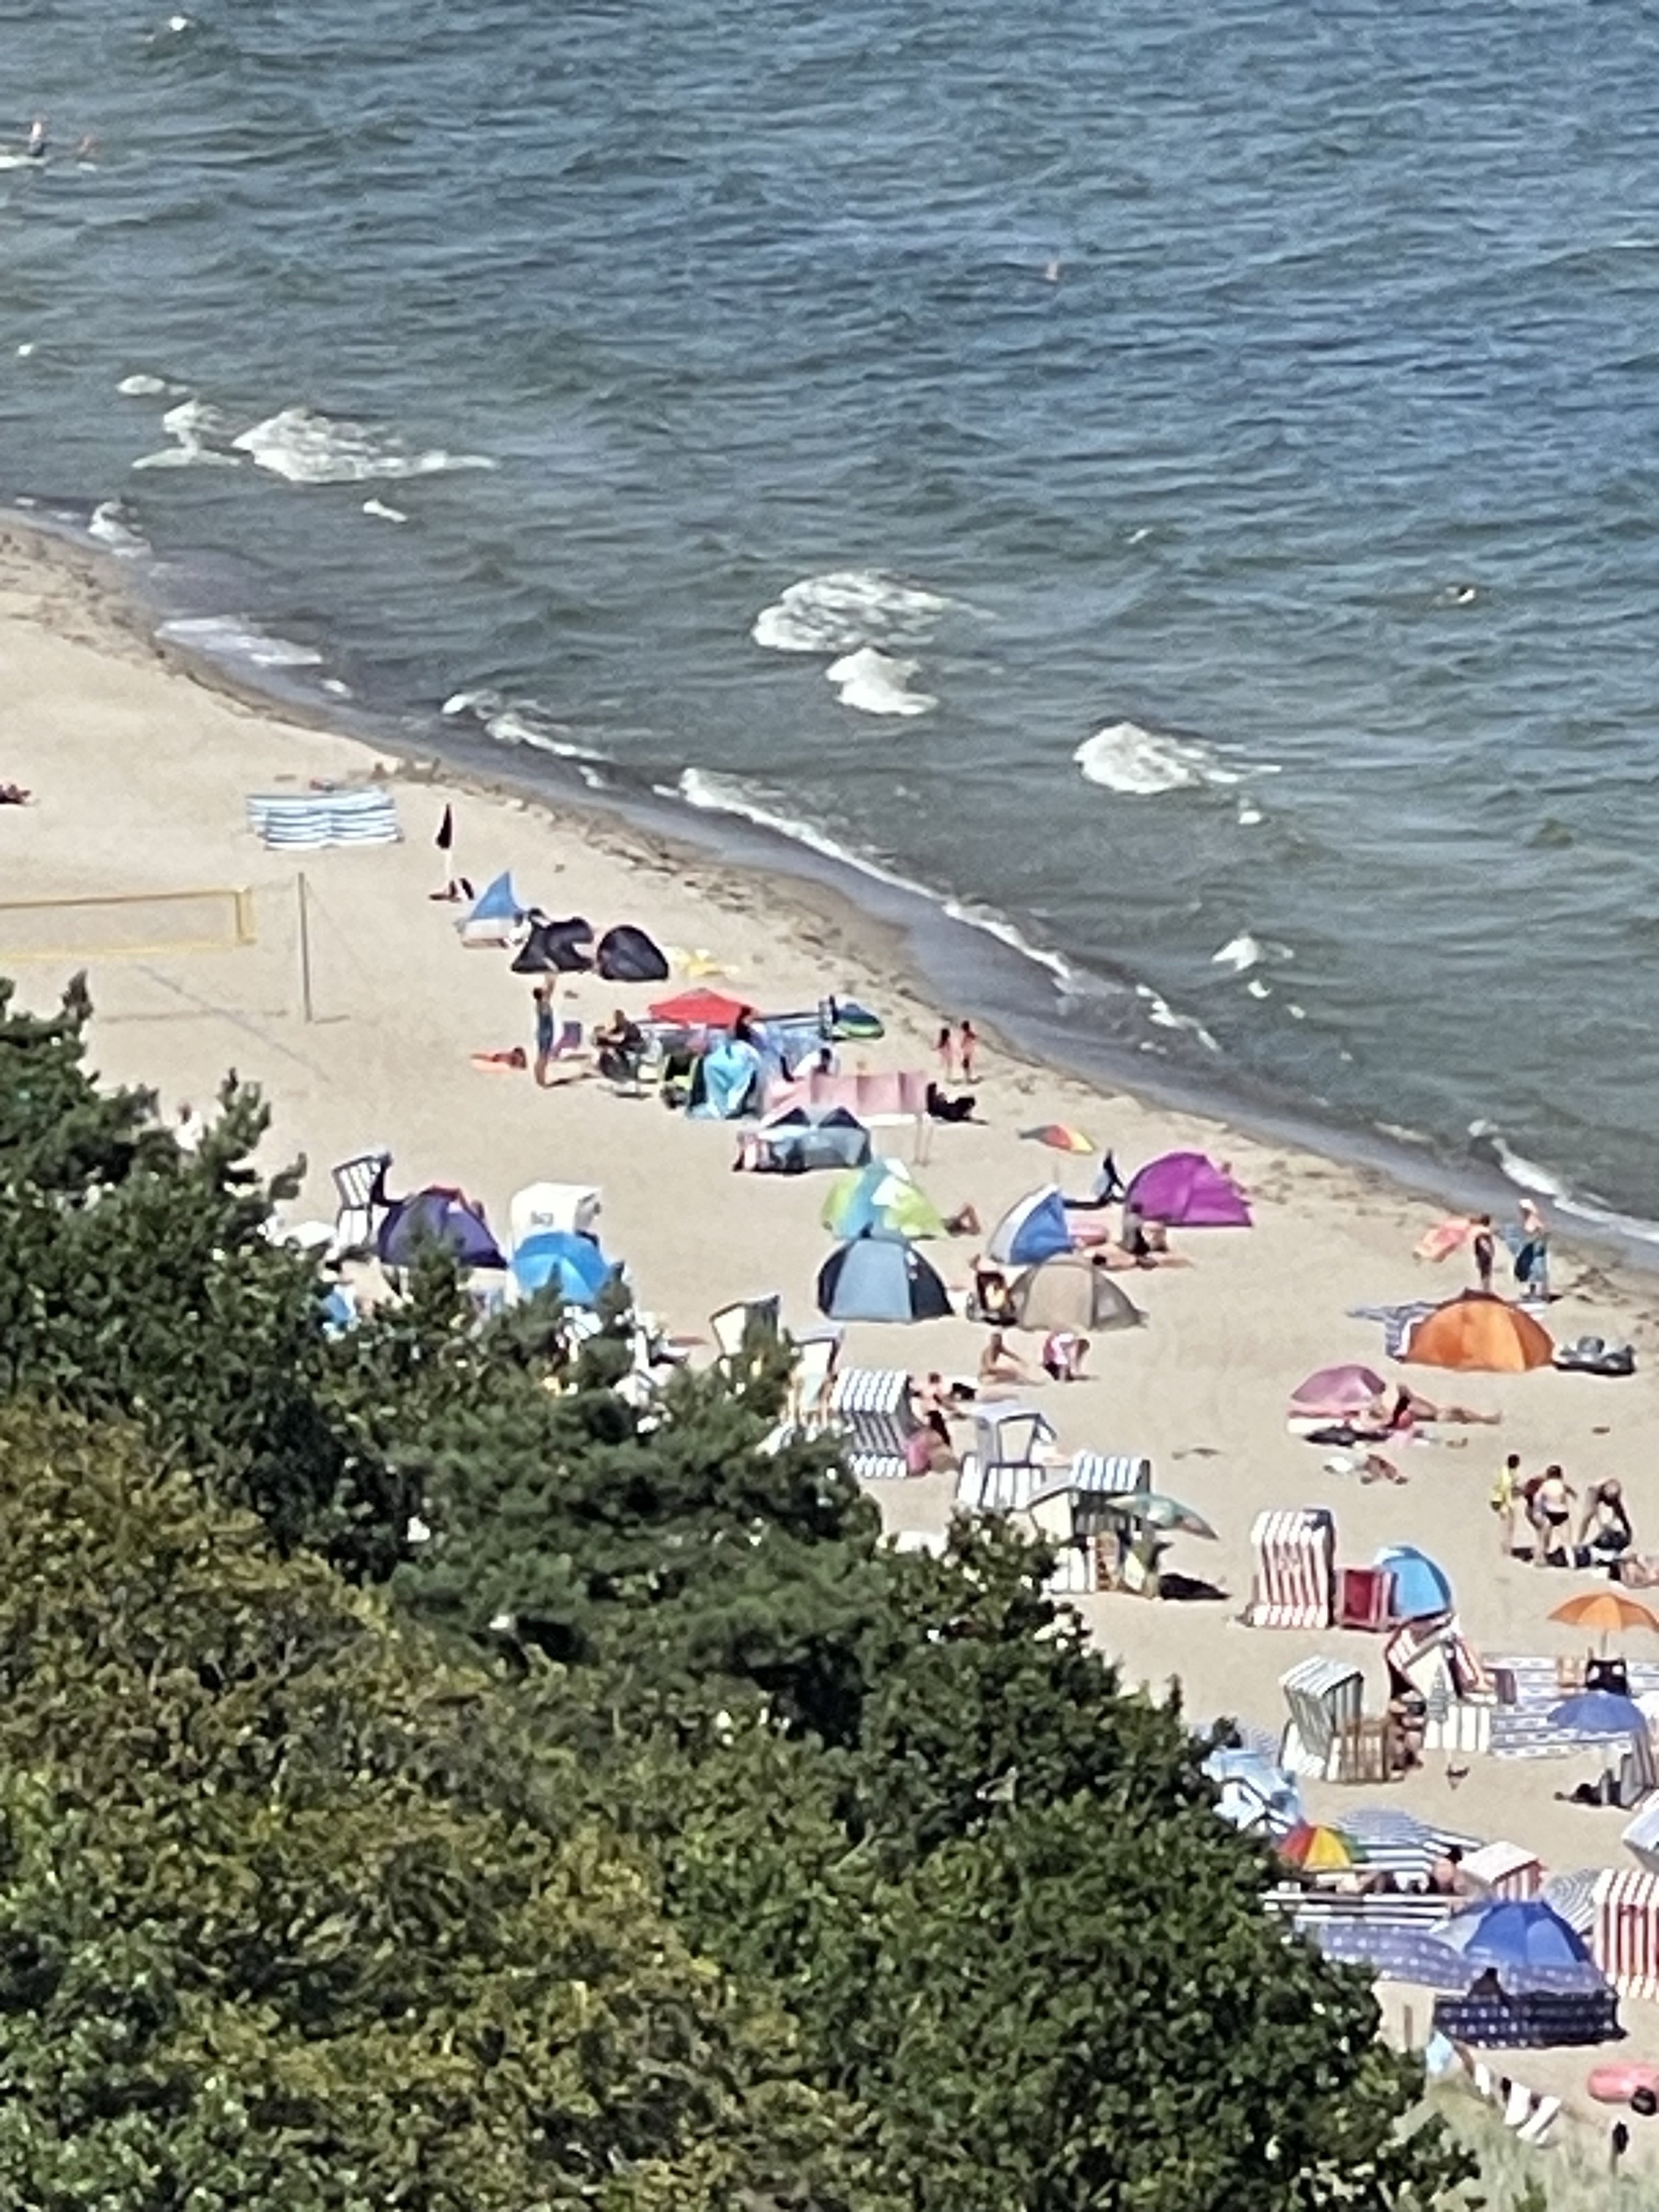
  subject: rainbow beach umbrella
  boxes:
[1279,1821,1366,1873]
[1020,1123,1096,1155]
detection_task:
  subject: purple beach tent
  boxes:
[1122,1150,1252,1228]
[376,1187,506,1271]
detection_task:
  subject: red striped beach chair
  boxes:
[1592,1867,1659,1999]
[1461,1841,1543,1901]
[1247,1507,1334,1629]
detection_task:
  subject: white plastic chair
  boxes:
[329,1149,391,1259]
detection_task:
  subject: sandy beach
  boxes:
[5,517,1659,2152]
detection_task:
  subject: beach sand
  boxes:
[5,517,1659,2156]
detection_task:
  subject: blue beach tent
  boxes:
[986,1186,1074,1267]
[511,1229,615,1306]
[1374,1545,1455,1623]
[377,1187,505,1271]
[468,872,520,925]
[816,1231,952,1324]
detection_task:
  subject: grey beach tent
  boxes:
[816,1231,952,1323]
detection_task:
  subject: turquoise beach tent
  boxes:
[688,1037,762,1120]
[822,1159,948,1241]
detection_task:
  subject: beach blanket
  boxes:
[1349,1299,1439,1359]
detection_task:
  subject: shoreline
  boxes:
[5,502,1652,1284]
[9,505,1659,2151]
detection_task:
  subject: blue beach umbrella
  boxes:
[1548,1690,1648,1738]
[1374,1544,1455,1623]
[511,1229,615,1307]
[1432,1899,1606,1992]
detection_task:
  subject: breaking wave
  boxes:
[231,406,496,484]
[826,645,936,717]
[751,568,953,655]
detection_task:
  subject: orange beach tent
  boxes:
[1404,1292,1553,1374]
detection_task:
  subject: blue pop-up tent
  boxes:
[377,1187,505,1270]
[511,1229,615,1306]
[986,1187,1074,1267]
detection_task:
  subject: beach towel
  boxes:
[1349,1299,1439,1358]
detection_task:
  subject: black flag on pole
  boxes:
[435,803,454,851]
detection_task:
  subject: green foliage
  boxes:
[0,1406,883,2212]
[0,976,1481,2209]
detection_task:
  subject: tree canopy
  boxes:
[0,975,1477,2212]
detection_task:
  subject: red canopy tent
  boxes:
[647,987,754,1028]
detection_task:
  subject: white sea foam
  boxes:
[1237,800,1264,827]
[231,406,496,485]
[1245,977,1271,1000]
[118,373,171,397]
[675,768,1076,991]
[484,706,599,760]
[1469,1119,1659,1247]
[132,396,239,470]
[156,614,323,669]
[1211,931,1292,973]
[88,500,148,556]
[1134,982,1220,1050]
[441,687,503,718]
[751,569,953,655]
[1212,933,1263,973]
[362,497,408,524]
[1074,720,1245,796]
[825,645,937,718]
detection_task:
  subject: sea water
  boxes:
[5,0,1659,1225]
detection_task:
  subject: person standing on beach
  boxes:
[1513,1197,1551,1302]
[936,1023,957,1082]
[959,1019,979,1084]
[1470,1213,1495,1293]
[532,983,556,1087]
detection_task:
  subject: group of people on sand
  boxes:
[1488,1455,1637,1573]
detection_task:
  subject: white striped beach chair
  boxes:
[1541,1867,1602,1934]
[1592,1866,1659,1998]
[1247,1507,1334,1629]
[826,1368,919,1481]
[1279,1656,1365,1780]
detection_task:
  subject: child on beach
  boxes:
[958,1019,979,1083]
[936,1023,957,1082]
[1491,1453,1521,1555]
[1040,1329,1087,1383]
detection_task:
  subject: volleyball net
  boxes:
[0,886,257,963]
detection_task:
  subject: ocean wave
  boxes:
[674,768,1077,991]
[440,689,598,760]
[132,397,240,470]
[826,645,936,718]
[1074,720,1247,796]
[751,568,953,655]
[88,499,148,556]
[156,613,323,670]
[1469,1119,1659,1247]
[1134,983,1220,1050]
[231,406,496,485]
[362,496,408,524]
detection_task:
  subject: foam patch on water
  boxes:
[132,396,241,470]
[156,614,323,670]
[752,569,953,654]
[362,496,408,524]
[231,406,496,485]
[118,372,176,397]
[1074,720,1245,796]
[88,499,148,556]
[1211,931,1293,975]
[826,645,936,717]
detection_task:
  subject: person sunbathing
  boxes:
[1117,1219,1189,1269]
[943,1201,982,1237]
[978,1331,1030,1388]
[1359,1386,1500,1436]
[0,782,31,805]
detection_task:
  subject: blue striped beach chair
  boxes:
[826,1368,919,1481]
[1279,1656,1366,1780]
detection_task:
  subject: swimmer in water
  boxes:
[26,118,47,161]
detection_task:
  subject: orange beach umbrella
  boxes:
[1549,1592,1659,1642]
[1404,1293,1553,1374]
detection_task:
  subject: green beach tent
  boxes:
[821,1158,947,1242]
